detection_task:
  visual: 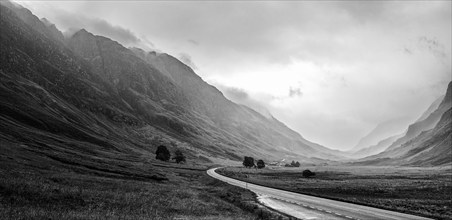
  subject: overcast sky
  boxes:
[18,1,451,150]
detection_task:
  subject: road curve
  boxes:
[207,168,431,220]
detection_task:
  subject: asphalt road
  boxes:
[207,168,432,220]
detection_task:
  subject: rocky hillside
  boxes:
[0,1,342,165]
[349,93,447,159]
[349,133,403,159]
[356,81,451,166]
[350,118,410,153]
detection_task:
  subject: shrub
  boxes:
[256,160,265,169]
[155,145,171,161]
[302,169,315,178]
[173,149,186,164]
[243,156,255,168]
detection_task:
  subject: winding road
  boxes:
[207,168,431,220]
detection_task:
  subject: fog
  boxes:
[19,0,451,150]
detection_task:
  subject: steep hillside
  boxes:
[416,94,445,122]
[128,47,346,160]
[356,81,452,166]
[349,133,403,159]
[0,1,341,167]
[349,94,446,159]
[383,89,451,153]
[350,118,410,152]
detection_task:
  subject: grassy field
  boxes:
[0,138,295,220]
[218,165,452,220]
[0,162,296,220]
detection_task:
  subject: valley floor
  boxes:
[218,165,452,220]
[0,143,289,219]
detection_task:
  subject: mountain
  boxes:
[0,1,342,168]
[350,117,411,152]
[349,94,446,159]
[349,133,403,159]
[415,94,445,122]
[128,47,348,160]
[383,86,451,154]
[355,81,452,166]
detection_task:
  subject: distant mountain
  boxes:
[349,133,403,159]
[415,94,445,122]
[355,81,452,166]
[128,47,345,160]
[349,94,445,158]
[350,117,411,152]
[0,1,342,166]
[383,87,451,153]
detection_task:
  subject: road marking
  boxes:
[209,168,432,220]
[247,194,358,220]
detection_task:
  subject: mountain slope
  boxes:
[384,85,451,153]
[349,133,403,159]
[129,48,347,160]
[0,1,342,166]
[350,118,410,152]
[349,94,446,159]
[356,81,452,166]
[416,94,445,122]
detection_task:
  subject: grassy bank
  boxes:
[0,164,296,219]
[218,165,452,220]
[0,152,291,219]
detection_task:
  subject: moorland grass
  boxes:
[218,166,452,220]
[0,160,295,220]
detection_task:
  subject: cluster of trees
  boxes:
[285,160,301,167]
[243,156,266,169]
[155,145,186,163]
[241,155,317,179]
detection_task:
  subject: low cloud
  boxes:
[223,87,249,100]
[289,87,303,97]
[187,39,199,46]
[178,53,198,70]
[418,36,447,60]
[21,1,451,150]
[45,10,142,46]
[214,84,273,118]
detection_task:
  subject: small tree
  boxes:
[155,145,171,161]
[243,156,255,168]
[294,161,301,167]
[173,149,186,164]
[291,160,296,167]
[302,169,315,178]
[257,159,265,169]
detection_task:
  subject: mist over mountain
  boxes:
[0,0,344,170]
[415,94,445,122]
[1,0,450,174]
[349,133,403,159]
[1,2,451,220]
[349,94,446,158]
[350,117,412,152]
[356,81,452,166]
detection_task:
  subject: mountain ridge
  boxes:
[0,1,343,166]
[355,81,452,166]
[350,117,411,152]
